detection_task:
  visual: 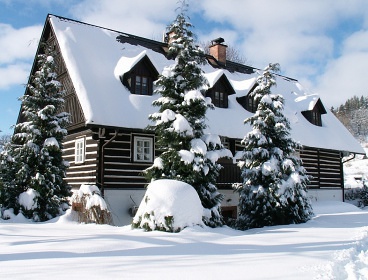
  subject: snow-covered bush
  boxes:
[359,183,368,207]
[345,179,368,208]
[132,179,204,232]
[71,184,113,225]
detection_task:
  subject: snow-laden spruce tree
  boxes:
[144,3,229,227]
[235,63,313,230]
[0,43,71,221]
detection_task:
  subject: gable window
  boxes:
[75,138,85,164]
[133,136,153,162]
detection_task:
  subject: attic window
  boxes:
[214,91,227,108]
[121,55,158,96]
[206,74,235,108]
[245,94,258,113]
[302,110,322,126]
[236,83,259,113]
[246,83,259,113]
[134,75,150,95]
[301,98,327,127]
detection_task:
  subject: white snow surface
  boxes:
[133,179,203,231]
[18,188,39,210]
[1,201,367,279]
[49,15,364,154]
[43,137,59,148]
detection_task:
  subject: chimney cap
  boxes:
[211,37,225,45]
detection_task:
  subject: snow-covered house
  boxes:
[20,14,364,225]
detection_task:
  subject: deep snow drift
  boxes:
[1,201,367,280]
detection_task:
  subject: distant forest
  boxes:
[331,95,368,143]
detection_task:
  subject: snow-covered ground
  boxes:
[1,201,367,280]
[1,147,367,279]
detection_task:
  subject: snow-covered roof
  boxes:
[49,15,364,154]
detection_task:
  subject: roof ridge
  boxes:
[48,14,167,47]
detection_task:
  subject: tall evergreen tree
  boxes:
[145,2,228,227]
[235,63,313,230]
[0,43,71,221]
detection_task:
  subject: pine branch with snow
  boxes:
[235,63,313,230]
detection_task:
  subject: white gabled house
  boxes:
[19,14,364,225]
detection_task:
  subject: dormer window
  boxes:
[236,83,259,113]
[214,91,226,107]
[134,75,149,95]
[206,74,235,108]
[120,54,158,95]
[301,98,327,127]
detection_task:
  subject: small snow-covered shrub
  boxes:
[132,179,204,232]
[71,184,113,225]
[345,180,368,207]
[359,183,368,207]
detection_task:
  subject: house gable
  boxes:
[16,17,86,131]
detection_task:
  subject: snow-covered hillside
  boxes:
[1,201,367,280]
[344,146,368,188]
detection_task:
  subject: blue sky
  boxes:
[1,0,368,135]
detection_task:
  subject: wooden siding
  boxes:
[47,25,86,130]
[101,130,153,189]
[299,147,343,189]
[63,131,98,188]
[217,137,343,190]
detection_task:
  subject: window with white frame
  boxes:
[75,138,85,164]
[133,136,153,162]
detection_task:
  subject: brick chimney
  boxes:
[209,37,227,65]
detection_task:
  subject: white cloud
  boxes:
[0,23,41,64]
[315,30,368,107]
[70,0,178,39]
[0,23,40,90]
[0,63,30,89]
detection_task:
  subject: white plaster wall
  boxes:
[104,188,343,226]
[307,188,343,203]
[104,189,146,226]
[219,189,239,207]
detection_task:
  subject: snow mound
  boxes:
[132,179,204,232]
[313,201,362,215]
[19,188,39,210]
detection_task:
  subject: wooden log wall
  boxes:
[101,131,152,189]
[217,138,343,189]
[62,130,98,189]
[299,147,342,188]
[47,25,86,130]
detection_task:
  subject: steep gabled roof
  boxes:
[47,14,364,154]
